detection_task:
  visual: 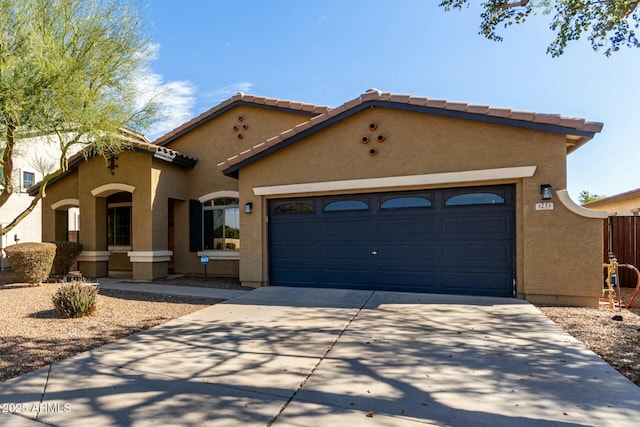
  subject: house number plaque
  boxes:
[535,202,554,211]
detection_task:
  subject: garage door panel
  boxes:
[442,271,513,296]
[377,217,437,240]
[272,220,320,239]
[271,244,320,260]
[442,244,512,262]
[321,218,375,239]
[321,268,374,288]
[320,244,373,260]
[376,244,438,261]
[376,270,441,291]
[270,267,319,286]
[269,185,514,296]
[376,268,439,283]
[442,216,512,236]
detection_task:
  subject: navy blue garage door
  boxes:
[268,185,515,297]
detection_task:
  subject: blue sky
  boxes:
[141,1,639,201]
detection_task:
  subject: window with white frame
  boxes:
[203,198,240,251]
[22,171,35,191]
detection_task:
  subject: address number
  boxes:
[535,202,554,211]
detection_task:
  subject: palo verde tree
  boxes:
[0,0,158,236]
[439,1,640,56]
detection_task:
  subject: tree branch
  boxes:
[497,0,530,9]
[0,122,17,208]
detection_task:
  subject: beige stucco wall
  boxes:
[40,104,315,279]
[166,105,315,275]
[41,150,190,280]
[42,169,79,243]
[236,107,603,306]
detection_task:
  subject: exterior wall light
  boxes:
[245,202,253,214]
[540,184,553,200]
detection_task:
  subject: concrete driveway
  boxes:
[2,287,639,426]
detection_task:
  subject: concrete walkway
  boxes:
[1,287,639,426]
[97,277,249,300]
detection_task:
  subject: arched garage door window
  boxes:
[202,198,240,251]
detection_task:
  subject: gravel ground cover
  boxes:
[538,287,640,387]
[0,271,222,382]
[1,270,639,388]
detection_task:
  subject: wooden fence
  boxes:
[604,216,640,287]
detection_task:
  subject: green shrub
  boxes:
[52,281,98,318]
[50,241,83,276]
[5,242,57,284]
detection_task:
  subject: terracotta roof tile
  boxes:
[343,98,362,110]
[583,122,605,133]
[510,111,536,122]
[266,134,283,146]
[239,149,254,161]
[389,94,411,103]
[467,105,490,115]
[360,90,381,102]
[409,96,428,106]
[486,108,512,118]
[309,114,326,126]
[253,142,267,151]
[293,120,313,133]
[280,128,296,139]
[445,102,468,112]
[533,113,562,125]
[425,99,447,108]
[327,104,348,118]
[219,90,604,173]
[559,117,585,128]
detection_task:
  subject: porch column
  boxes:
[77,196,109,278]
[128,188,170,280]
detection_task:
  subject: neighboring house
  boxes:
[34,90,607,306]
[583,188,640,216]
[0,134,79,268]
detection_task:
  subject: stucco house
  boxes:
[34,90,607,306]
[1,134,80,268]
[583,188,640,216]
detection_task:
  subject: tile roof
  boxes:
[28,133,196,196]
[59,136,197,168]
[153,92,331,147]
[219,89,604,176]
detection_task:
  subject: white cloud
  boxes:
[134,44,197,141]
[202,82,254,104]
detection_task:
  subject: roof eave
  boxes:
[222,99,602,177]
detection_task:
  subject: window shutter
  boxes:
[189,200,202,252]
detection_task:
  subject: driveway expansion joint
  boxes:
[268,291,376,426]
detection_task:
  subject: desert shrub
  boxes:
[50,241,83,276]
[52,281,98,318]
[5,242,56,284]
